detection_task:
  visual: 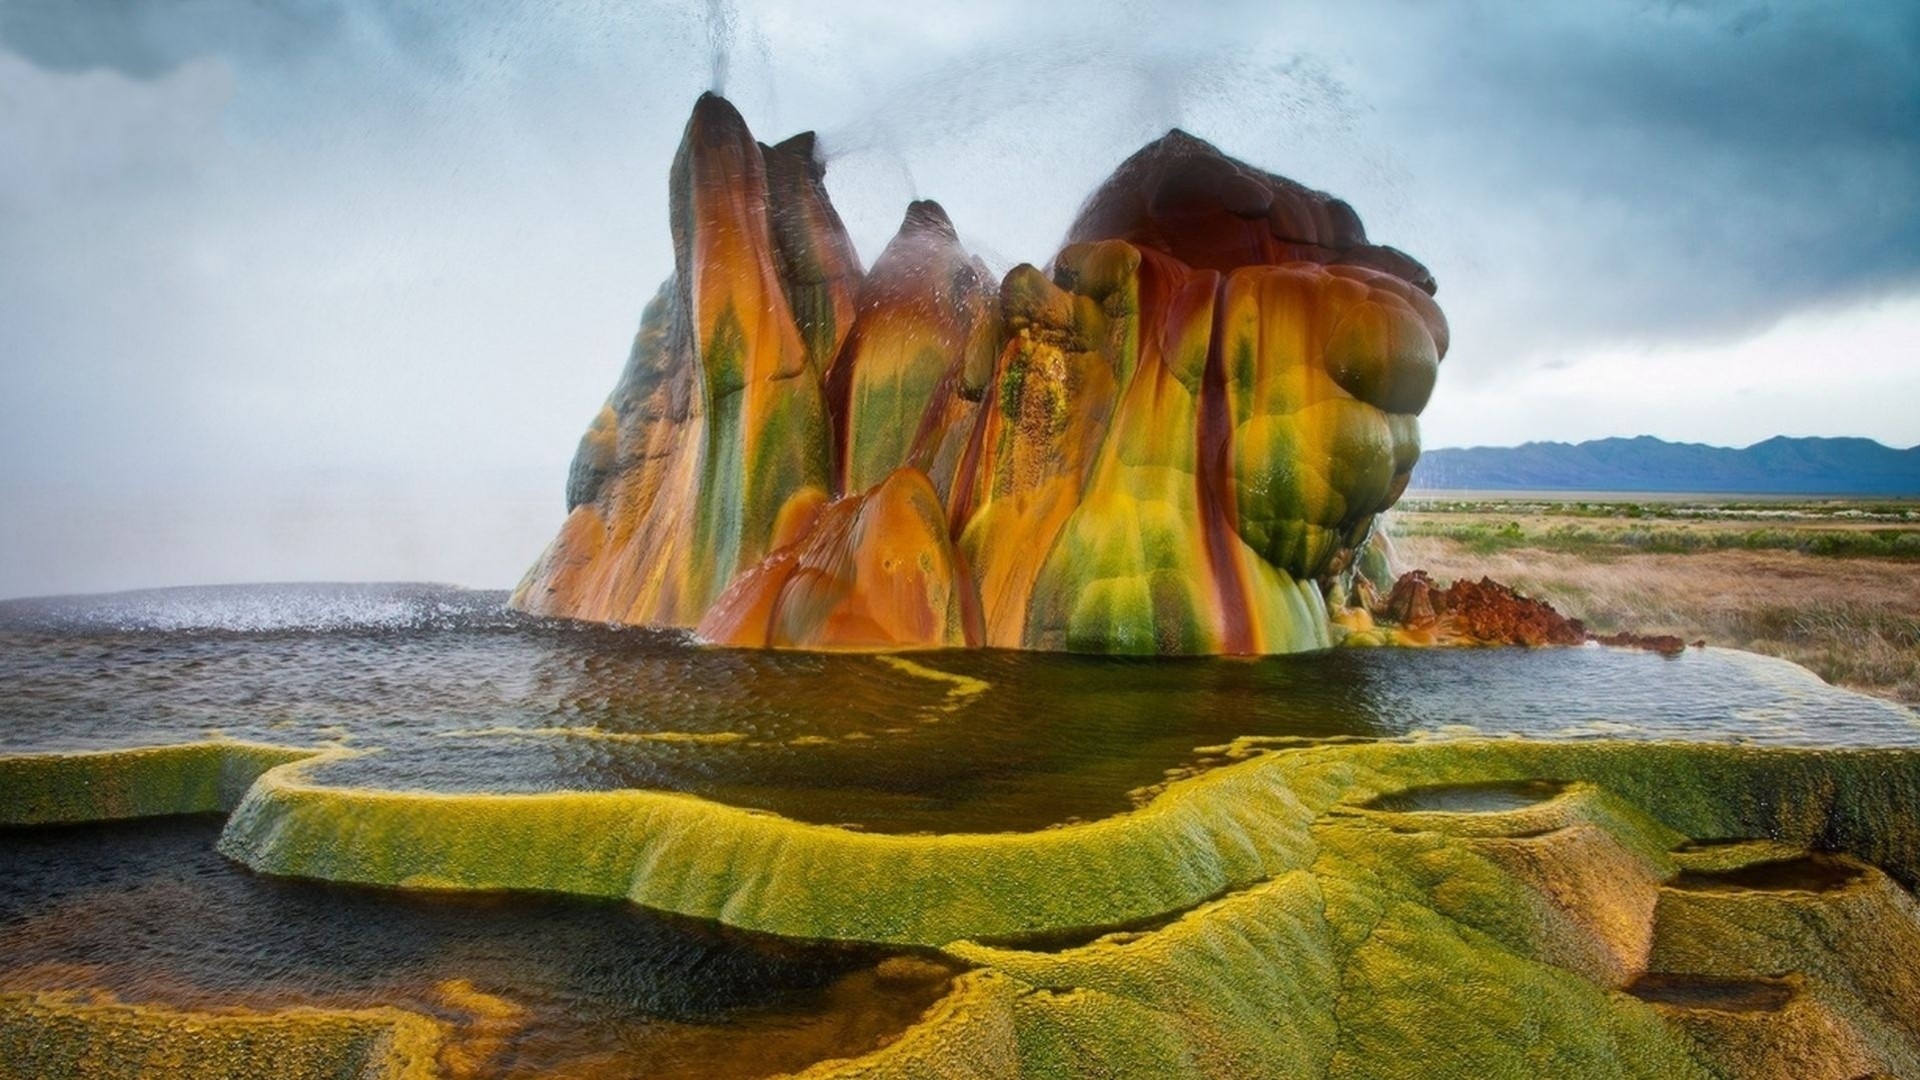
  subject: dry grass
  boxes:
[1395,535,1920,707]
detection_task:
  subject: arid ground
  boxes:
[1391,497,1920,705]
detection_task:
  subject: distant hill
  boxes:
[1409,436,1920,496]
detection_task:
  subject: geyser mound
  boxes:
[513,93,1447,653]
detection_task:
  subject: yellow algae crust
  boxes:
[435,725,753,746]
[787,971,1024,1080]
[875,655,991,707]
[217,739,1920,949]
[0,990,447,1080]
[805,746,1920,1079]
[13,737,1920,1077]
[216,742,1341,944]
[0,741,324,827]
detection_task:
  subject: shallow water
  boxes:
[0,816,958,1078]
[1671,855,1866,895]
[3,583,1915,834]
[1364,779,1570,815]
[1626,973,1798,1013]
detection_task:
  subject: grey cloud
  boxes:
[1,0,1916,596]
[0,0,351,78]
[1351,1,1920,369]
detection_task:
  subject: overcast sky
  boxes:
[2,0,1916,596]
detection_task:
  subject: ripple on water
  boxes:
[1,584,1916,833]
[0,817,961,1079]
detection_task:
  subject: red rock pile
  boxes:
[1373,571,1709,653]
[1377,570,1586,647]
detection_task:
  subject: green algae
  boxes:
[0,742,321,827]
[0,991,446,1080]
[203,739,1920,948]
[1648,844,1920,1076]
[833,744,1920,1078]
[215,752,1318,945]
[11,736,1920,1077]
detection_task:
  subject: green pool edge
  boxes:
[10,737,1920,1078]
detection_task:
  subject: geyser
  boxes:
[511,93,1446,653]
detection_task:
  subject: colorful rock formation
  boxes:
[513,94,1448,653]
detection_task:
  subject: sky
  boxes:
[1,0,1916,596]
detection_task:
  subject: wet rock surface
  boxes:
[512,94,1445,654]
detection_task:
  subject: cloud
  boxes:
[0,0,348,79]
[1420,293,1920,450]
[747,0,1920,373]
[0,0,1916,594]
[1365,1,1920,369]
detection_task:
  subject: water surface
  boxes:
[3,583,1915,833]
[0,816,957,1079]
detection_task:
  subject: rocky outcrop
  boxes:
[513,94,1447,653]
[1375,570,1588,647]
[1364,570,1703,652]
[696,467,979,649]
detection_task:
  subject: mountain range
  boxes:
[1408,436,1920,496]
